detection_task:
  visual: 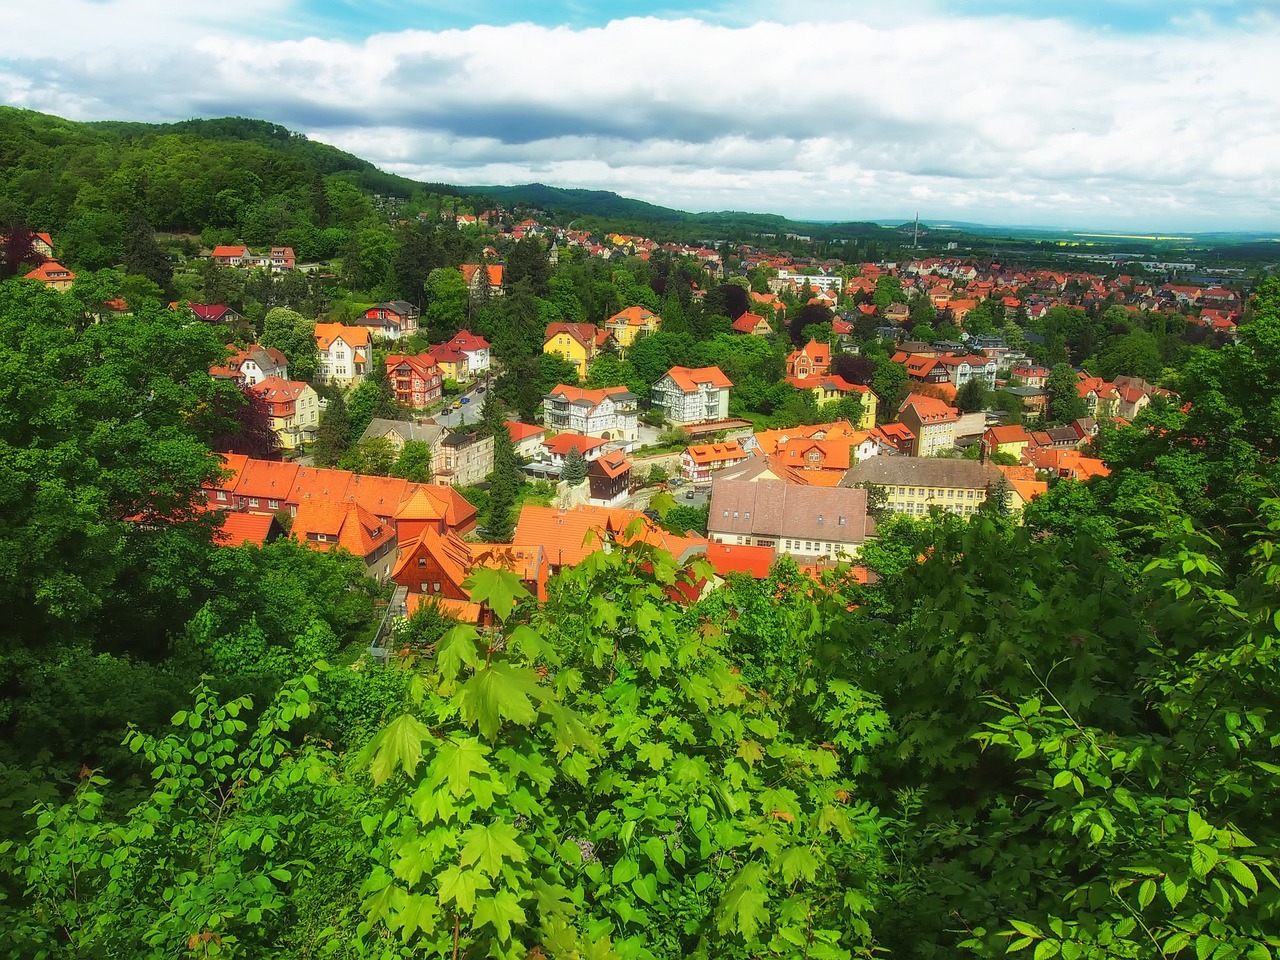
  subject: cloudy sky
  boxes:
[3,0,1278,231]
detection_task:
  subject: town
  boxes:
[8,198,1248,626]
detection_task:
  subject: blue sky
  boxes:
[4,0,1279,230]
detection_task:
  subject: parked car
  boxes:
[451,400,462,409]
[685,490,695,500]
[460,396,471,404]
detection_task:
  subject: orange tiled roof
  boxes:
[215,512,276,547]
[663,365,732,391]
[315,323,370,351]
[684,441,749,466]
[292,500,392,558]
[505,420,544,443]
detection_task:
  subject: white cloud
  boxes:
[2,4,1278,228]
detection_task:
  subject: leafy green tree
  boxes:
[873,275,907,309]
[1096,329,1163,382]
[424,267,469,341]
[122,208,171,292]
[260,307,318,382]
[390,439,433,482]
[339,435,397,475]
[1046,361,1088,425]
[872,359,909,420]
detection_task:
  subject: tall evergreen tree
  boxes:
[560,445,588,486]
[314,391,350,466]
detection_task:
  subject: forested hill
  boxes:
[0,107,896,258]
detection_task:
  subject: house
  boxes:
[213,344,289,385]
[211,245,250,266]
[362,301,420,340]
[461,263,505,297]
[24,261,75,291]
[385,354,443,407]
[541,432,611,469]
[1004,386,1049,415]
[505,421,546,461]
[214,512,285,548]
[681,441,750,482]
[873,422,915,456]
[358,418,445,455]
[1012,364,1051,388]
[269,247,295,272]
[884,303,910,324]
[180,303,245,327]
[443,330,491,379]
[587,451,633,507]
[291,500,398,579]
[732,311,774,336]
[935,354,998,390]
[542,385,639,441]
[543,323,611,379]
[786,339,832,380]
[512,505,652,575]
[651,366,733,426]
[314,323,371,386]
[391,526,549,623]
[982,424,1033,460]
[842,458,1007,518]
[605,306,661,349]
[897,394,960,457]
[434,431,494,487]
[249,377,321,450]
[707,479,876,560]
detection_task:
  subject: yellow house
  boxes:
[604,306,661,349]
[788,376,878,429]
[543,322,609,380]
[982,424,1032,460]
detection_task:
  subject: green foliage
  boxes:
[260,307,318,383]
[390,439,433,482]
[359,547,889,958]
[560,445,588,486]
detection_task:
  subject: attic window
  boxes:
[838,516,847,526]
[723,510,729,518]
[817,515,824,524]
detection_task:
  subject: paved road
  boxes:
[433,382,488,430]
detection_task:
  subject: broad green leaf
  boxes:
[612,857,639,885]
[459,662,544,739]
[460,820,527,877]
[367,714,434,787]
[436,625,480,679]
[473,889,526,941]
[427,737,491,799]
[394,893,439,941]
[717,863,769,942]
[1033,941,1059,960]
[1191,843,1219,878]
[637,741,673,770]
[541,701,601,759]
[778,846,820,884]
[1222,858,1258,893]
[1188,809,1213,842]
[464,566,530,622]
[436,864,490,914]
[737,740,765,767]
[1137,879,1156,909]
[632,872,658,904]
[1163,874,1188,909]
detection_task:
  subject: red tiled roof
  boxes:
[543,433,609,456]
[314,323,370,351]
[215,512,276,547]
[699,543,775,579]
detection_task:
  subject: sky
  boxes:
[3,0,1279,231]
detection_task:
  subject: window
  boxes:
[269,498,279,509]
[420,582,429,592]
[418,558,427,567]
[248,497,259,508]
[316,533,328,542]
[817,515,824,525]
[838,516,846,526]
[433,582,441,593]
[216,491,227,501]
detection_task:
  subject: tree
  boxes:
[1097,329,1162,382]
[261,307,318,382]
[209,383,283,460]
[873,275,906,309]
[0,226,46,280]
[422,267,469,341]
[339,436,397,475]
[872,360,909,420]
[313,391,350,466]
[122,208,171,292]
[955,377,990,413]
[1046,361,1088,425]
[560,445,587,486]
[790,302,834,347]
[390,439,433,482]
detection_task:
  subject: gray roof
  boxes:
[841,458,1005,490]
[360,418,444,446]
[708,479,875,543]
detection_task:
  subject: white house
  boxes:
[651,366,732,426]
[314,323,371,387]
[542,385,639,442]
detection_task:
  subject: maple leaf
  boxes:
[717,863,770,941]
[460,820,528,877]
[459,662,544,739]
[473,889,527,941]
[366,714,434,787]
[426,737,491,799]
[464,566,531,622]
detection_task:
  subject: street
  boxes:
[432,382,487,430]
